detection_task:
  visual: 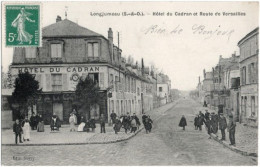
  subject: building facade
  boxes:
[238,27,258,126]
[9,16,159,124]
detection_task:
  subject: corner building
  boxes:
[10,17,154,124]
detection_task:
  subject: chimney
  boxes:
[108,28,113,62]
[56,15,62,22]
[108,28,113,42]
[219,55,222,60]
[203,69,206,78]
[199,76,200,83]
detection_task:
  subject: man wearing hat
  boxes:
[218,113,227,140]
[227,114,236,146]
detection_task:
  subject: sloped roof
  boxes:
[42,19,103,37]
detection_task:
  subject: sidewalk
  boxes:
[2,101,178,146]
[195,104,258,157]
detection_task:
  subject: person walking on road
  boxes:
[228,115,236,146]
[144,115,153,134]
[122,114,131,134]
[194,115,199,130]
[13,119,23,144]
[211,112,219,134]
[179,115,187,130]
[197,114,204,131]
[37,114,44,132]
[132,113,141,130]
[142,113,148,125]
[219,113,227,140]
[100,114,106,133]
[130,116,137,133]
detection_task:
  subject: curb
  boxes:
[3,101,178,147]
[210,133,258,157]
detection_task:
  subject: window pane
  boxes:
[51,74,62,91]
[93,43,99,57]
[88,43,93,57]
[51,44,62,58]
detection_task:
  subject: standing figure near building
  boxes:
[13,119,23,144]
[211,112,219,134]
[179,115,187,130]
[144,115,153,133]
[37,114,44,132]
[30,113,37,130]
[100,114,106,133]
[89,117,96,132]
[22,117,31,141]
[132,113,141,130]
[219,113,227,140]
[122,114,131,134]
[50,113,61,131]
[206,115,214,139]
[130,116,137,133]
[142,113,148,125]
[113,116,122,134]
[69,114,76,132]
[72,109,78,125]
[228,115,236,146]
[110,110,117,124]
[194,115,199,130]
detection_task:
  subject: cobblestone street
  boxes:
[2,99,257,165]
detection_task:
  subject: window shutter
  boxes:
[45,74,51,91]
[248,64,251,84]
[99,72,104,89]
[62,74,68,91]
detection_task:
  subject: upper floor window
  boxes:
[88,73,99,85]
[51,74,62,91]
[25,48,36,58]
[87,43,99,57]
[51,44,62,58]
[159,87,163,92]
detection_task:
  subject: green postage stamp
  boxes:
[5,4,41,47]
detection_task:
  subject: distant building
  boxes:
[238,27,258,126]
[157,73,171,105]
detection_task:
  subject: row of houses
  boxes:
[2,16,172,126]
[196,27,258,127]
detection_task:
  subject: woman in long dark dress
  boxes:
[179,115,187,130]
[113,116,122,134]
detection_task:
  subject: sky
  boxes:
[1,1,259,91]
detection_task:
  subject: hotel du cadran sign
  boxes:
[13,66,103,90]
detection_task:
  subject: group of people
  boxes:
[110,111,153,134]
[13,113,44,144]
[178,109,236,146]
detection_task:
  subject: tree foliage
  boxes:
[12,72,42,114]
[75,76,101,107]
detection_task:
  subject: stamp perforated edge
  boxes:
[2,1,42,47]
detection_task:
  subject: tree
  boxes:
[75,76,102,119]
[12,72,42,117]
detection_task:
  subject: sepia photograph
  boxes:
[1,1,259,166]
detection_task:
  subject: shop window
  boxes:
[51,44,62,58]
[25,47,36,58]
[87,43,99,57]
[51,74,62,91]
[88,73,99,85]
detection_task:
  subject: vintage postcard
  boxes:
[1,1,259,166]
